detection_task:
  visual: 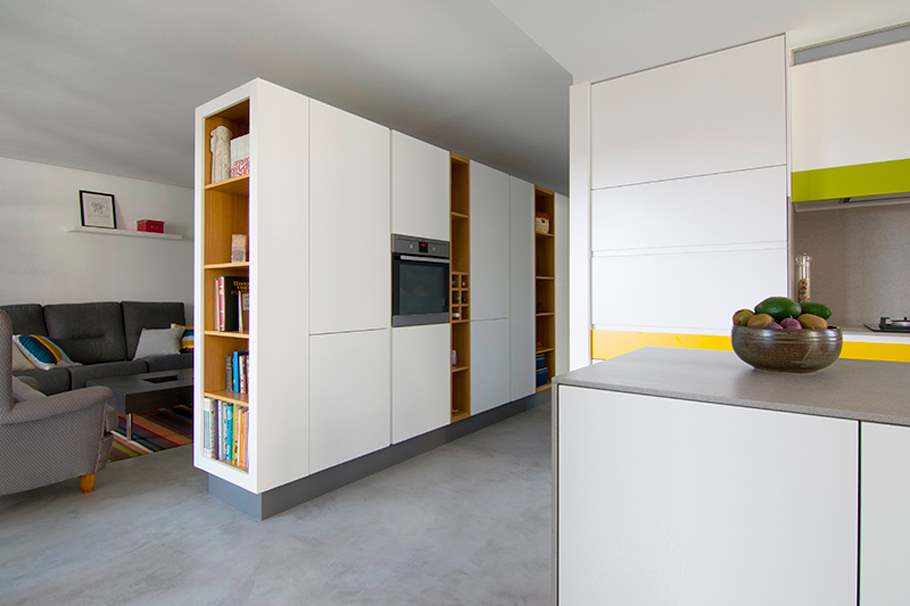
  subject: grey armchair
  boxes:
[0,311,116,495]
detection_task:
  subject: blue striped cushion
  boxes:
[13,335,78,370]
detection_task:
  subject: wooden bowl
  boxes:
[731,326,842,373]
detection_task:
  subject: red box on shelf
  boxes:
[137,220,165,233]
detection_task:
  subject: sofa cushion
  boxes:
[43,302,127,365]
[0,304,48,336]
[68,360,149,390]
[13,368,71,395]
[122,302,186,360]
[145,352,194,373]
[12,376,46,403]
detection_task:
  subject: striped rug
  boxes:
[110,405,193,461]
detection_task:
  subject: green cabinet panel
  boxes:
[792,159,910,203]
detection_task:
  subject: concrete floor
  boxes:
[0,395,551,605]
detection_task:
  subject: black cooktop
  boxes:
[864,316,910,333]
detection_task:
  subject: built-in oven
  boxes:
[392,234,450,327]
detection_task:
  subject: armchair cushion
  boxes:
[0,386,113,425]
[12,376,45,402]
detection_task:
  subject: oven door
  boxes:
[392,254,450,327]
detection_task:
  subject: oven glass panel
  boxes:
[396,260,449,316]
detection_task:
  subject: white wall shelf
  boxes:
[65,226,187,241]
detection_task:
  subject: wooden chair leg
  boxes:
[79,473,96,494]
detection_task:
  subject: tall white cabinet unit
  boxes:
[573,36,789,359]
[509,177,535,400]
[309,100,390,335]
[471,318,510,415]
[470,161,510,321]
[392,324,451,443]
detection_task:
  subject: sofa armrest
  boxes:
[17,375,40,391]
[0,386,113,425]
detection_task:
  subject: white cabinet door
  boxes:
[509,176,534,401]
[558,386,858,606]
[470,318,509,414]
[391,324,450,443]
[309,100,390,334]
[470,161,510,321]
[861,422,910,605]
[590,36,786,189]
[391,131,449,241]
[309,329,391,473]
[792,39,910,171]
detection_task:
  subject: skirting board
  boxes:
[208,390,548,519]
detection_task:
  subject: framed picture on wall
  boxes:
[79,190,117,229]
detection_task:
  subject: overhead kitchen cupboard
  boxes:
[391,131,450,241]
[791,39,910,203]
[309,99,391,334]
[470,160,510,321]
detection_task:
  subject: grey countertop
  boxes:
[554,348,910,426]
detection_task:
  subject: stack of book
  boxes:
[213,276,250,332]
[202,398,248,469]
[225,350,249,394]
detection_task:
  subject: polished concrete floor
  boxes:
[0,394,551,605]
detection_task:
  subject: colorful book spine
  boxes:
[232,351,240,393]
[215,401,222,460]
[232,404,240,463]
[202,398,215,459]
[223,403,234,463]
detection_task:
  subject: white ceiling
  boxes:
[491,0,910,83]
[0,1,571,192]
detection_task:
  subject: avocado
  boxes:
[800,302,832,320]
[754,297,801,322]
[732,309,754,327]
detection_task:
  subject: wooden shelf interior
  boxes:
[451,369,470,420]
[452,321,470,369]
[451,155,470,216]
[535,186,556,388]
[204,100,249,187]
[451,213,469,274]
[203,333,250,395]
[203,268,250,332]
[451,154,471,421]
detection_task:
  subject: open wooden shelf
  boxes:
[536,347,555,354]
[451,365,469,374]
[204,261,249,270]
[451,410,471,423]
[205,174,249,195]
[451,154,471,422]
[536,275,555,280]
[536,312,554,317]
[451,211,469,219]
[535,231,554,238]
[535,186,556,390]
[204,390,249,407]
[536,384,551,393]
[204,330,249,339]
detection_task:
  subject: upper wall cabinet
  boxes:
[470,161,510,321]
[791,40,910,203]
[590,36,787,189]
[309,100,391,334]
[391,131,450,241]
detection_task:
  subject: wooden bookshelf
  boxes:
[534,186,556,390]
[450,154,471,421]
[202,98,251,474]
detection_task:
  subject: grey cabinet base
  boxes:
[208,390,546,520]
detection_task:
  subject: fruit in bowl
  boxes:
[731,296,842,373]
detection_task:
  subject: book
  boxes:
[231,234,248,263]
[232,404,240,463]
[236,281,250,333]
[202,398,215,459]
[215,401,223,460]
[225,355,232,393]
[223,403,233,463]
[232,351,240,393]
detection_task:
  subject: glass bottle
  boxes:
[796,253,811,303]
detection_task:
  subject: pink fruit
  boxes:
[768,322,783,331]
[780,317,802,331]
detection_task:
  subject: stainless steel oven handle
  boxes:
[398,255,450,264]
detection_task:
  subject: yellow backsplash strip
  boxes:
[592,329,910,363]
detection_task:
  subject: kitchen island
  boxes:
[553,348,910,605]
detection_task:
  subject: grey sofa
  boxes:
[1,301,192,395]
[0,311,116,496]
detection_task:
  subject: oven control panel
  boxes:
[392,234,450,259]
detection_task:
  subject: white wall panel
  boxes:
[471,318,509,414]
[592,166,787,252]
[591,36,787,189]
[391,131,450,241]
[569,82,592,370]
[555,192,570,375]
[592,246,788,331]
[558,386,858,605]
[509,177,535,400]
[470,161,510,321]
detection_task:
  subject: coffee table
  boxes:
[87,369,194,440]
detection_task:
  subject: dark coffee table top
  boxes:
[87,369,193,415]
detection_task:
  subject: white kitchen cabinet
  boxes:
[391,324,451,443]
[509,176,534,401]
[590,36,786,189]
[309,100,390,334]
[555,192,569,375]
[309,329,391,473]
[470,161,510,321]
[792,39,910,172]
[592,246,788,332]
[558,385,858,606]
[592,166,788,252]
[860,422,910,605]
[391,131,450,241]
[470,318,509,414]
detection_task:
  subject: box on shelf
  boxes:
[137,219,164,233]
[535,212,550,235]
[231,234,248,263]
[230,134,250,178]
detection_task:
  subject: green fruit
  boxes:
[732,309,754,327]
[754,297,802,322]
[798,313,828,330]
[747,313,775,329]
[800,302,832,320]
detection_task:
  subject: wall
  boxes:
[0,156,193,314]
[794,204,910,327]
